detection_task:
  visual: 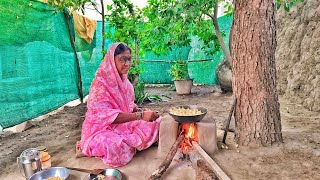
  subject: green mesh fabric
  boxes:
[0,0,102,128]
[139,45,191,84]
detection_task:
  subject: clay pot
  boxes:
[216,58,232,92]
[174,79,193,95]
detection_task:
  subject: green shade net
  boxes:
[0,0,103,128]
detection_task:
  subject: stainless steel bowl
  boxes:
[28,167,70,180]
[83,169,122,180]
[169,105,208,124]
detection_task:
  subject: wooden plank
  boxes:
[192,142,231,180]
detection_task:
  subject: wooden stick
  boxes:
[196,159,217,180]
[193,142,231,180]
[222,98,236,144]
[149,134,184,180]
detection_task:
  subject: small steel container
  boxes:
[17,148,42,179]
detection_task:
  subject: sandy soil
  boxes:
[0,85,319,180]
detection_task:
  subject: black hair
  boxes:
[114,43,132,56]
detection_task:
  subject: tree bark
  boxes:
[100,0,105,52]
[134,38,139,67]
[64,11,84,102]
[231,0,282,146]
[149,134,184,180]
[212,1,232,67]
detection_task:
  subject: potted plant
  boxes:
[168,60,193,95]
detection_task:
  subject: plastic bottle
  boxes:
[36,146,51,170]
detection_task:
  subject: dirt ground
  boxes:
[0,85,319,180]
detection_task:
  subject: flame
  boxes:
[179,123,198,154]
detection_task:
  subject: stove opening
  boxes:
[179,123,198,154]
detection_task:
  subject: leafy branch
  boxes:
[276,0,304,12]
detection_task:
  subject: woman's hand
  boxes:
[142,108,151,111]
[133,107,142,112]
[142,111,159,122]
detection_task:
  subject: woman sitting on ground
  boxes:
[79,42,161,167]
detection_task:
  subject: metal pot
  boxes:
[29,167,70,180]
[169,105,208,124]
[83,169,122,180]
[17,148,42,179]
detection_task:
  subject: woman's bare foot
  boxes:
[75,141,87,158]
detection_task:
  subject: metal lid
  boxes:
[18,148,40,164]
[36,146,47,152]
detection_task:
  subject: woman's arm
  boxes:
[113,112,140,124]
[113,111,159,124]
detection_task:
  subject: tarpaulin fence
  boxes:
[0,0,232,128]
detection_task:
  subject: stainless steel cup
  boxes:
[17,148,42,179]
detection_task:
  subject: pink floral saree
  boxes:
[80,43,161,167]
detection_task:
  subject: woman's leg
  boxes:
[86,130,136,167]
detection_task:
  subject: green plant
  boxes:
[168,60,189,80]
[276,0,304,12]
[134,82,163,105]
[128,61,144,83]
[104,0,144,64]
[142,0,231,62]
[134,82,145,104]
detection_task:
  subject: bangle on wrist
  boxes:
[135,112,142,120]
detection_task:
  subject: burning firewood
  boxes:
[179,123,197,154]
[148,134,184,180]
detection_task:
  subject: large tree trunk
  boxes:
[231,0,283,146]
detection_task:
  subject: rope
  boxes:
[139,59,216,63]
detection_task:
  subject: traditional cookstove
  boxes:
[158,106,218,157]
[149,106,229,180]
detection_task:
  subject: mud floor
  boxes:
[0,85,319,179]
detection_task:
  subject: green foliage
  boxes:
[134,82,163,105]
[105,0,230,58]
[276,0,304,12]
[128,62,144,83]
[105,0,146,84]
[104,0,144,56]
[142,0,223,56]
[223,1,234,17]
[46,0,94,12]
[134,82,145,104]
[168,60,189,80]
